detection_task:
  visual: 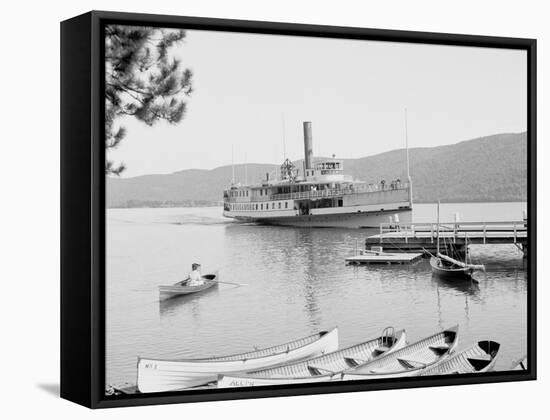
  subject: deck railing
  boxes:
[270,183,410,202]
[378,220,527,245]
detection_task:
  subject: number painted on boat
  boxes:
[229,380,255,387]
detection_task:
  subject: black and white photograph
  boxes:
[103,23,529,396]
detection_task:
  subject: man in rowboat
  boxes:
[187,263,204,286]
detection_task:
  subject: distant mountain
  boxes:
[107,132,527,208]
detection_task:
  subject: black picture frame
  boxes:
[60,10,537,409]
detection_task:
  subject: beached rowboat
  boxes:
[420,340,500,375]
[509,354,527,371]
[342,325,459,380]
[218,327,406,388]
[137,327,339,393]
[158,273,219,301]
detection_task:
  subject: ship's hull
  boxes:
[227,208,412,228]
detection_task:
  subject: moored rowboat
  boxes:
[218,327,406,388]
[159,273,219,301]
[137,327,339,393]
[342,325,459,380]
[420,340,500,375]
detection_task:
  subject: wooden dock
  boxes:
[346,249,423,265]
[365,220,528,256]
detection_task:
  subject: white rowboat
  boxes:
[158,272,219,301]
[342,325,459,380]
[137,328,339,393]
[218,327,406,388]
[420,340,500,375]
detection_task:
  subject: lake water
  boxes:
[106,202,528,388]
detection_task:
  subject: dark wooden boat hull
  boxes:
[430,257,473,279]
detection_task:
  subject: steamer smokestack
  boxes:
[303,121,313,171]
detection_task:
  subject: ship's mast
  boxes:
[303,121,313,176]
[231,145,235,185]
[405,108,413,206]
[244,152,248,185]
[405,108,410,180]
[436,199,440,255]
[282,114,287,161]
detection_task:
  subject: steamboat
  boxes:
[222,122,413,228]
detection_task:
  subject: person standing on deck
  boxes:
[187,263,204,286]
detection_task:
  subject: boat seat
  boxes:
[467,356,492,371]
[397,358,427,369]
[307,366,322,376]
[344,356,368,367]
[307,365,336,376]
[430,344,449,350]
[373,346,390,355]
[429,345,450,355]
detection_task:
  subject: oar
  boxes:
[213,280,248,287]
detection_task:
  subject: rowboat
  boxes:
[158,272,219,301]
[420,340,500,376]
[218,327,406,388]
[342,325,459,380]
[509,354,527,371]
[137,327,339,393]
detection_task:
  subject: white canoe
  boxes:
[420,340,500,376]
[218,327,406,388]
[137,327,338,393]
[342,325,459,380]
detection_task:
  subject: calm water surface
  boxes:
[106,202,527,386]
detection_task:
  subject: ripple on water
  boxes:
[106,204,528,386]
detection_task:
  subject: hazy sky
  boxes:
[108,29,527,177]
